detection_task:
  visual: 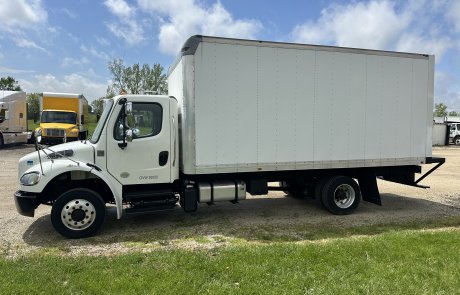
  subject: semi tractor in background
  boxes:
[0,91,29,147]
[14,36,444,238]
[35,92,89,145]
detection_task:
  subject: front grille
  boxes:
[45,129,65,137]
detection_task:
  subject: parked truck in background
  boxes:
[35,92,89,145]
[446,117,460,145]
[14,36,444,238]
[0,91,29,147]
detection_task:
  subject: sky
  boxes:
[0,0,459,111]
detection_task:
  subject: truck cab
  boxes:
[15,95,179,238]
[37,109,80,145]
[449,123,460,145]
[0,91,29,147]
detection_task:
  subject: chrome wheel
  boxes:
[333,184,356,209]
[321,176,361,215]
[60,198,97,231]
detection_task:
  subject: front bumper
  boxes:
[14,191,39,217]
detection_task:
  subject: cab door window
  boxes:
[114,102,163,140]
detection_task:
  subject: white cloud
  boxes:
[60,57,90,68]
[446,0,460,32]
[106,19,145,46]
[292,1,408,49]
[80,45,110,60]
[0,66,35,74]
[60,8,77,19]
[396,33,451,59]
[96,37,110,46]
[0,0,47,30]
[14,37,49,53]
[104,0,134,18]
[138,0,262,55]
[20,74,107,100]
[434,71,460,112]
[104,0,144,46]
[291,0,453,60]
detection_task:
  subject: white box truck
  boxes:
[0,91,29,147]
[14,36,444,238]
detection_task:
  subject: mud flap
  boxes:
[357,174,381,205]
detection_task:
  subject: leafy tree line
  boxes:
[0,76,22,91]
[91,59,168,118]
[434,103,458,117]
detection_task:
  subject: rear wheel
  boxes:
[315,177,330,206]
[321,176,361,215]
[0,134,4,148]
[51,188,106,239]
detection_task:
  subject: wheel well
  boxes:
[40,171,114,204]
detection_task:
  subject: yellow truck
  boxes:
[36,92,88,145]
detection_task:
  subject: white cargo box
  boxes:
[168,36,434,175]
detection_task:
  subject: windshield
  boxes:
[90,99,114,143]
[41,111,77,124]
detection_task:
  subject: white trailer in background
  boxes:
[0,91,28,147]
[15,36,444,238]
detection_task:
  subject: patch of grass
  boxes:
[27,119,39,131]
[1,229,460,294]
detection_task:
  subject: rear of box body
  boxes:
[168,36,435,175]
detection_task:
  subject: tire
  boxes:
[28,131,36,144]
[455,136,460,145]
[321,176,361,215]
[0,134,4,148]
[51,188,106,239]
[315,177,330,206]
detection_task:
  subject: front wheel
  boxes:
[51,188,106,239]
[321,176,361,215]
[454,136,460,145]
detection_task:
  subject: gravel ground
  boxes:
[1,144,459,256]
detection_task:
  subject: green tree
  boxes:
[90,97,105,120]
[448,111,458,116]
[107,59,167,96]
[434,103,448,117]
[0,76,22,91]
[26,93,40,122]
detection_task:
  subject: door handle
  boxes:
[159,151,169,166]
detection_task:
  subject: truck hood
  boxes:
[41,122,77,130]
[18,141,95,178]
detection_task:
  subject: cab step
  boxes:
[124,205,177,215]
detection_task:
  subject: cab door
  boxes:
[106,96,171,185]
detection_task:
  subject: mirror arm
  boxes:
[118,98,128,149]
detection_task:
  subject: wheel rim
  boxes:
[333,184,355,208]
[456,138,460,145]
[60,199,96,231]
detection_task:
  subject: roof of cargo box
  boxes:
[41,92,87,101]
[169,35,431,76]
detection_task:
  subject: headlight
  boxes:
[69,130,78,136]
[20,172,41,186]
